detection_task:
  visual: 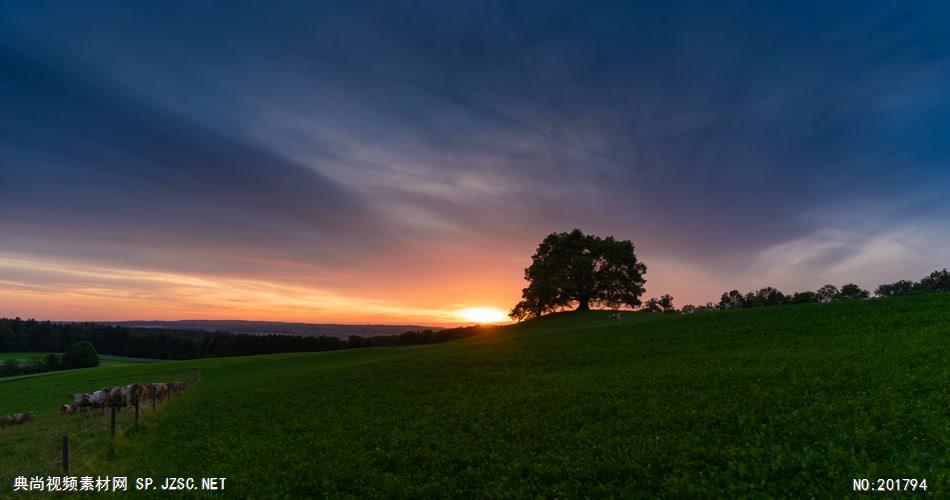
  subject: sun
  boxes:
[457,307,509,324]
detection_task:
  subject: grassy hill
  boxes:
[1,294,947,497]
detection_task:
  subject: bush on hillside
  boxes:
[63,341,100,369]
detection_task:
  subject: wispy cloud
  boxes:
[1,1,949,317]
[0,254,471,324]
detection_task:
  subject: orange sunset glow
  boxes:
[0,253,522,326]
[3,0,950,328]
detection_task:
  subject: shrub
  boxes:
[62,341,100,369]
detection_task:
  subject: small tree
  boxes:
[43,353,62,371]
[754,287,786,306]
[62,341,99,369]
[719,290,744,310]
[874,280,917,297]
[658,294,676,313]
[643,297,662,313]
[839,283,870,299]
[816,284,839,303]
[739,287,783,308]
[790,291,819,304]
[681,304,696,313]
[918,268,950,292]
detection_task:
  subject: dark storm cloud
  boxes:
[0,38,385,276]
[1,0,949,304]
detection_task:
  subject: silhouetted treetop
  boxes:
[839,283,870,299]
[919,268,950,292]
[510,229,646,321]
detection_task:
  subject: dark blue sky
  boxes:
[1,1,949,322]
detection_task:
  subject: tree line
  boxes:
[0,318,489,363]
[509,229,950,320]
[662,268,950,313]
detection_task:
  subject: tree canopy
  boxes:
[839,283,870,300]
[919,268,950,292]
[874,280,917,297]
[62,340,100,369]
[816,284,840,303]
[510,229,646,321]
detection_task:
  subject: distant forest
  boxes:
[0,319,488,361]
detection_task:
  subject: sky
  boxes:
[1,1,949,325]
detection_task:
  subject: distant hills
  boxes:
[110,320,443,338]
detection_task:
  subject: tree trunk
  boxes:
[576,298,590,311]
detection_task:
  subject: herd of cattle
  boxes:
[60,380,190,415]
[2,376,196,432]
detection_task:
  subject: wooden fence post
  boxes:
[110,407,117,437]
[62,435,70,474]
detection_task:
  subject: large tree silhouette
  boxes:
[509,229,647,321]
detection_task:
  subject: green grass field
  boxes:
[1,353,160,368]
[0,353,160,383]
[1,294,947,497]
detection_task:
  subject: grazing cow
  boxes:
[108,386,121,407]
[73,392,90,407]
[149,383,169,402]
[63,380,190,418]
[2,412,35,427]
[128,383,150,407]
[72,392,92,415]
[166,381,185,396]
[89,390,110,409]
[122,384,135,405]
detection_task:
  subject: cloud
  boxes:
[0,41,394,275]
[0,253,466,324]
[1,1,949,317]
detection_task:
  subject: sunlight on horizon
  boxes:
[456,307,509,324]
[0,253,493,326]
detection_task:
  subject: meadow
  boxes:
[0,294,947,497]
[1,353,159,369]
